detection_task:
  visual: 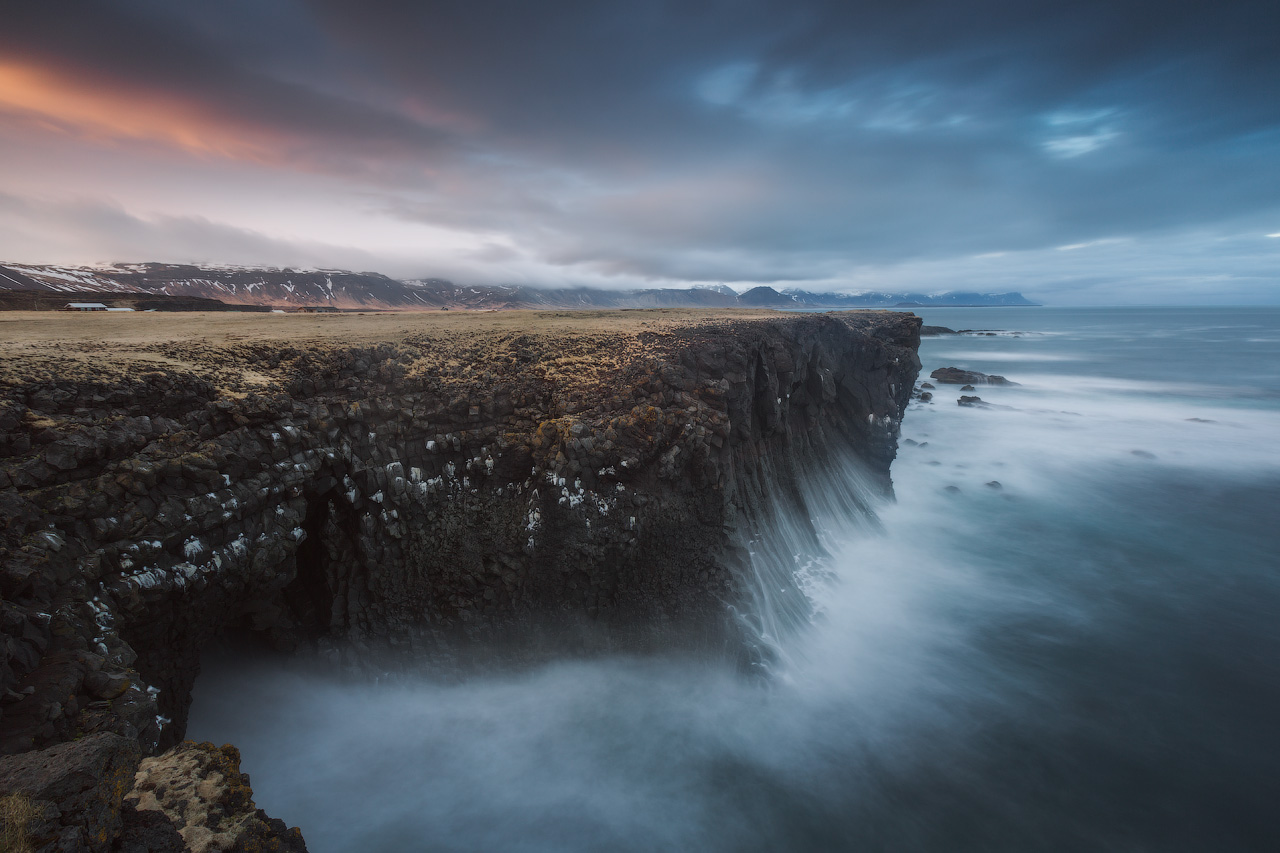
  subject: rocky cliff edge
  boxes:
[0,308,919,849]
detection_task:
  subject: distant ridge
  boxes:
[783,288,1040,308]
[0,262,1041,310]
[0,262,417,310]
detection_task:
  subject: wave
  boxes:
[929,351,1085,362]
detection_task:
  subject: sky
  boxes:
[1,0,1277,304]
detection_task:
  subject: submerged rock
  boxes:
[957,396,986,407]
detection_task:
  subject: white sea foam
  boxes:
[931,351,1083,362]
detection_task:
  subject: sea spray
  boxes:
[191,307,1280,852]
[731,449,884,675]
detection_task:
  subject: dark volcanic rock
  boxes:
[930,367,1019,386]
[0,732,140,852]
[919,326,957,336]
[958,396,986,407]
[126,742,307,853]
[0,311,920,851]
[0,734,300,852]
[115,801,187,853]
[0,312,920,754]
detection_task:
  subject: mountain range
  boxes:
[0,262,1040,310]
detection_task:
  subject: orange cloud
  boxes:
[0,61,297,164]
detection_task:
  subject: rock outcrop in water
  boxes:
[930,366,1019,386]
[0,309,918,849]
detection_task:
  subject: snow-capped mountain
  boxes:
[0,263,431,309]
[0,262,1040,310]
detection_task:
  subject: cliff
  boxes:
[0,308,918,847]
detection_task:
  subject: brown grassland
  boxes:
[0,308,859,396]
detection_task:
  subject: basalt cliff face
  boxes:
[0,309,918,850]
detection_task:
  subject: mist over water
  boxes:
[190,308,1280,851]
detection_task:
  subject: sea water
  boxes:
[189,306,1280,851]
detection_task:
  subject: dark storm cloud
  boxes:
[308,0,1280,277]
[0,0,461,169]
[3,0,1278,292]
[297,0,1280,157]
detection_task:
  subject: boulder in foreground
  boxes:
[0,734,305,852]
[127,741,308,853]
[0,732,139,852]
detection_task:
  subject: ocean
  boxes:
[189,306,1280,851]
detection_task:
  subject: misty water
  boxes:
[189,307,1280,851]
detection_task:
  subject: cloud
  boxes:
[0,192,381,270]
[1056,238,1130,251]
[0,0,1277,300]
[0,3,466,179]
[1042,131,1121,158]
[834,222,1280,305]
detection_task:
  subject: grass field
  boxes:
[1,308,873,393]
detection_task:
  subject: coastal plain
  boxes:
[0,308,812,390]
